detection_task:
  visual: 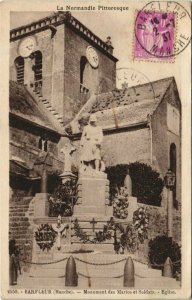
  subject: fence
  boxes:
[10,255,176,287]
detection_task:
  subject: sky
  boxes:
[10,8,191,96]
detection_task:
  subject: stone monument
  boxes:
[72,115,113,252]
[74,114,111,216]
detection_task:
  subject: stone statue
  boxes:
[80,114,104,172]
[61,142,76,173]
[52,215,68,251]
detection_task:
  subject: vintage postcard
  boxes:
[0,0,191,299]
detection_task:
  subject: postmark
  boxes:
[134,1,191,60]
[116,67,155,99]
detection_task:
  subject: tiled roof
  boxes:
[9,80,63,134]
[91,77,173,113]
[75,77,175,131]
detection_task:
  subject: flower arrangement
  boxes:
[35,224,57,251]
[133,207,149,243]
[113,187,129,219]
[114,223,137,254]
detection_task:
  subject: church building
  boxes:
[9,11,181,255]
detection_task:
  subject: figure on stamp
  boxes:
[80,114,104,172]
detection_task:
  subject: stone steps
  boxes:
[9,213,26,216]
[9,198,34,264]
[26,87,64,126]
[17,244,180,289]
[17,272,180,289]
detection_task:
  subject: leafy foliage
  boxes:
[48,178,77,217]
[133,207,149,243]
[106,162,164,206]
[35,224,57,251]
[148,235,181,276]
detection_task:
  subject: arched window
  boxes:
[80,56,89,94]
[39,137,47,152]
[14,56,24,84]
[33,51,42,93]
[169,143,177,208]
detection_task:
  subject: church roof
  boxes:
[9,80,64,134]
[68,77,178,133]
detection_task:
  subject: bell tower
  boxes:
[10,12,118,125]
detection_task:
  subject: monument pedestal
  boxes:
[34,193,49,218]
[74,171,112,216]
[72,171,114,252]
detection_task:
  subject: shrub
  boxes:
[148,235,181,276]
[106,162,164,206]
[48,178,77,217]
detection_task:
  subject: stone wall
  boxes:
[10,25,65,115]
[10,122,63,171]
[172,208,181,244]
[136,202,181,262]
[63,25,116,123]
[10,22,116,125]
[151,98,168,177]
[137,202,181,244]
[152,84,181,203]
[137,203,167,239]
[9,197,35,269]
[72,126,151,169]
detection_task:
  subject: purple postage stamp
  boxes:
[134,10,176,60]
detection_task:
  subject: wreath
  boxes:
[133,207,149,243]
[113,187,129,219]
[114,223,137,254]
[73,218,114,244]
[35,224,57,251]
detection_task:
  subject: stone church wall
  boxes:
[9,121,64,196]
[136,202,181,260]
[10,25,65,115]
[137,203,167,240]
[72,126,151,170]
[151,98,168,177]
[10,122,60,159]
[64,26,116,123]
[102,127,151,167]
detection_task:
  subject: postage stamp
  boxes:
[135,11,176,59]
[134,1,191,61]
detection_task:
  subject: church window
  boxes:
[39,137,47,152]
[169,143,177,208]
[14,56,24,84]
[33,51,43,93]
[80,56,89,94]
